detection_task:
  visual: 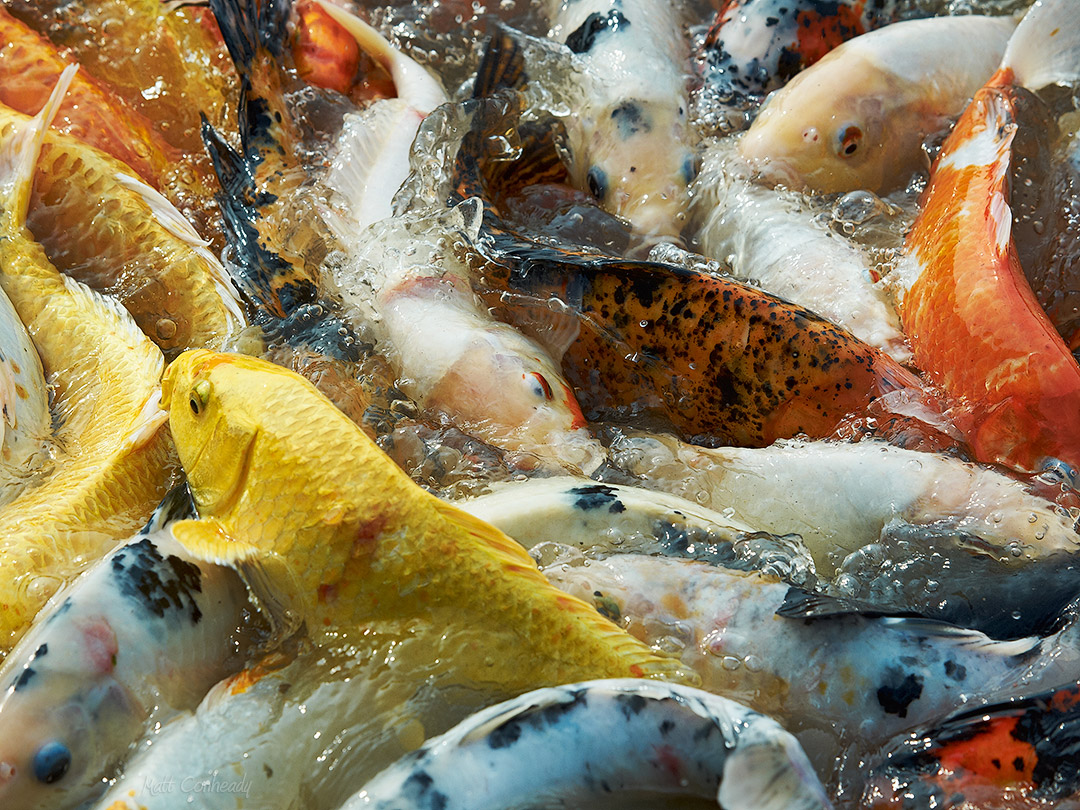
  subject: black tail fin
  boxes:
[209,0,290,74]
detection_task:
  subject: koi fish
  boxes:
[699,0,900,122]
[692,139,910,362]
[738,14,1016,194]
[862,678,1080,809]
[326,200,603,473]
[0,268,50,507]
[0,6,180,189]
[160,349,697,691]
[344,679,833,810]
[542,0,695,243]
[0,486,248,810]
[318,0,449,230]
[894,0,1080,475]
[545,554,1080,777]
[609,431,1080,638]
[0,67,174,653]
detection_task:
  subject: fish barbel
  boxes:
[546,554,1080,776]
[739,14,1016,194]
[160,349,697,691]
[0,487,248,810]
[894,0,1080,474]
[0,67,174,653]
[344,679,833,810]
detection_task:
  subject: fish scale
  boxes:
[162,349,699,693]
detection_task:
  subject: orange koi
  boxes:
[894,0,1080,474]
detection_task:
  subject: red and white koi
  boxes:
[543,0,695,243]
[342,679,833,810]
[693,140,910,361]
[894,0,1080,474]
[326,201,604,473]
[739,14,1016,194]
[0,489,248,810]
[317,0,449,230]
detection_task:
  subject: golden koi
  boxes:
[160,349,697,692]
[0,67,174,654]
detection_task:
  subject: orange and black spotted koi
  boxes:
[862,679,1080,809]
[699,0,900,114]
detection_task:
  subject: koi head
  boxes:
[0,616,141,809]
[162,350,269,518]
[738,54,897,194]
[570,98,694,243]
[425,328,603,472]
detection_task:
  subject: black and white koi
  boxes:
[544,0,695,243]
[340,679,833,810]
[0,488,249,810]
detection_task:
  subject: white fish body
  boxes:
[544,0,695,242]
[318,0,449,230]
[693,140,910,362]
[738,15,1016,194]
[0,494,247,810]
[341,679,833,810]
[610,433,1080,576]
[0,282,50,506]
[545,556,1073,771]
[326,200,604,473]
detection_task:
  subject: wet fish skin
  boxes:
[738,15,1015,195]
[0,489,248,810]
[160,349,698,691]
[545,554,1078,775]
[342,679,833,810]
[894,0,1080,474]
[0,67,175,655]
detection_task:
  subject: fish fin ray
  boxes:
[473,31,527,97]
[0,63,77,227]
[1003,0,1080,90]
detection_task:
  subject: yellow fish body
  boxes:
[1,107,246,360]
[0,67,175,652]
[163,349,698,691]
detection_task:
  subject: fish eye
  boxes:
[189,380,211,415]
[586,167,608,201]
[836,124,863,158]
[528,372,554,401]
[32,741,70,785]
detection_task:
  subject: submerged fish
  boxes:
[0,68,174,653]
[545,554,1080,776]
[862,678,1080,809]
[0,487,248,810]
[894,0,1080,475]
[739,14,1016,194]
[344,679,833,810]
[160,349,696,690]
[326,201,604,473]
[699,0,900,121]
[542,0,695,243]
[692,139,910,362]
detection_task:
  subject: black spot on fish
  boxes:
[594,591,622,623]
[569,484,620,511]
[681,155,697,185]
[944,660,967,682]
[991,758,1001,770]
[401,771,448,810]
[618,693,648,718]
[13,667,35,691]
[112,539,205,624]
[565,9,629,54]
[1014,756,1026,772]
[659,719,675,736]
[263,764,273,779]
[33,644,47,660]
[610,102,652,139]
[877,669,924,718]
[488,719,524,749]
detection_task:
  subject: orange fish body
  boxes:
[897,70,1080,473]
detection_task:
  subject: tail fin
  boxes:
[473,31,527,98]
[1003,0,1080,90]
[0,63,77,228]
[209,0,290,73]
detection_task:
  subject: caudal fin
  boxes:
[1003,0,1080,90]
[0,63,77,228]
